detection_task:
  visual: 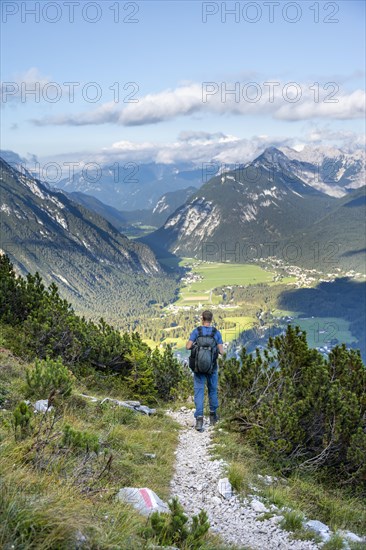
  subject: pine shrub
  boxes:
[25,357,74,399]
[219,325,366,484]
[62,424,100,454]
[145,497,210,549]
[151,345,188,401]
[12,401,33,440]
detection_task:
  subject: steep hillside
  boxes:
[68,191,129,231]
[285,185,366,272]
[0,158,176,324]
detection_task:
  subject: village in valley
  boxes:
[143,256,363,363]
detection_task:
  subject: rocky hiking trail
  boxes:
[168,407,319,550]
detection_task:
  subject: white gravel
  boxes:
[168,408,319,550]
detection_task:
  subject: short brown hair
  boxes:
[202,310,213,322]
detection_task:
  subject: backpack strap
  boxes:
[197,326,203,337]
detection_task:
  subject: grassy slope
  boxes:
[0,349,180,549]
[1,347,365,549]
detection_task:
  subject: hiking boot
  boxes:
[195,416,204,432]
[210,411,219,426]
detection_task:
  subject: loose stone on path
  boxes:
[168,408,318,550]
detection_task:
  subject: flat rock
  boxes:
[305,519,329,534]
[116,487,169,516]
[251,499,269,513]
[339,530,365,543]
[217,477,233,499]
[34,399,53,413]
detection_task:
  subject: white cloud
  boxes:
[109,132,254,165]
[307,126,365,145]
[30,80,366,127]
[32,101,120,126]
[37,129,364,172]
[1,68,51,104]
[275,90,366,120]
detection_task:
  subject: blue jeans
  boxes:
[193,369,219,418]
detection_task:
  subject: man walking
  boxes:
[186,310,224,432]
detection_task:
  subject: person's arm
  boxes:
[186,340,194,350]
[216,330,224,355]
[186,328,197,350]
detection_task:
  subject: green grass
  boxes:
[227,461,252,493]
[221,316,256,342]
[141,338,159,349]
[177,260,277,303]
[161,336,187,350]
[280,510,305,531]
[278,510,321,546]
[289,316,357,348]
[321,534,347,550]
[0,349,181,548]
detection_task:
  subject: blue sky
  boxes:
[1,0,365,166]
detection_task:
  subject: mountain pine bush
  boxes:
[25,357,74,399]
[144,497,210,549]
[62,424,100,454]
[151,345,190,401]
[220,325,366,485]
[12,401,33,440]
[0,255,187,404]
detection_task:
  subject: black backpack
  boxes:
[189,326,218,375]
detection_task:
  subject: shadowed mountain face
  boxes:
[278,277,366,361]
[0,158,176,321]
[283,185,366,273]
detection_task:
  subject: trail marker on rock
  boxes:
[116,487,169,516]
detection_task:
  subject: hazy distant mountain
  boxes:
[0,158,176,321]
[69,186,197,233]
[277,146,365,197]
[55,162,203,211]
[142,147,336,259]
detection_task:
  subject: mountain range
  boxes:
[52,145,365,206]
[2,145,364,205]
[55,162,203,211]
[277,146,365,197]
[0,158,177,324]
[141,148,335,253]
[141,147,365,273]
[69,186,197,234]
[1,145,364,318]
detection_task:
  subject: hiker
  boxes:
[186,310,224,432]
